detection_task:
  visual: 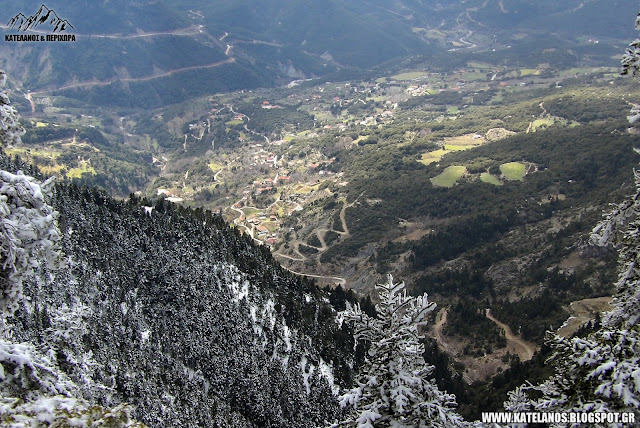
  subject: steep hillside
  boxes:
[0,149,359,426]
[466,0,638,38]
[0,1,276,108]
[2,0,636,109]
[170,0,433,68]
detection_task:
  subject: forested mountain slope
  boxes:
[0,149,358,426]
[1,0,637,108]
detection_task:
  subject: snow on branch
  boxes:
[0,170,60,314]
[0,70,24,148]
[333,275,465,427]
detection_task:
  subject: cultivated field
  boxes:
[431,165,466,187]
[500,162,526,181]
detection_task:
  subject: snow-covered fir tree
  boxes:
[0,71,59,315]
[621,12,640,79]
[0,169,60,315]
[334,275,465,427]
[0,338,145,427]
[0,70,146,427]
[0,70,352,426]
[622,12,640,125]
[0,71,23,148]
[0,72,60,315]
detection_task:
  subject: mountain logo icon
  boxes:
[7,4,73,33]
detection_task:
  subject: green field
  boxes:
[419,149,448,165]
[391,72,426,81]
[520,68,540,76]
[354,135,370,144]
[225,119,244,125]
[262,221,279,233]
[500,162,526,181]
[67,161,97,179]
[419,137,483,164]
[431,166,466,187]
[243,207,261,217]
[6,147,59,159]
[459,71,487,81]
[528,118,555,132]
[293,183,321,194]
[480,172,503,186]
[444,144,474,151]
[208,161,224,172]
[466,61,494,70]
[425,29,447,41]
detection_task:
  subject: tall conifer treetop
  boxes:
[334,275,465,427]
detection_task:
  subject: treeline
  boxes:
[544,95,630,123]
[410,212,516,270]
[22,123,75,144]
[413,265,497,299]
[489,290,568,342]
[237,102,315,135]
[443,301,506,356]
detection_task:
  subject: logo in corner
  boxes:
[5,4,76,43]
[8,4,73,33]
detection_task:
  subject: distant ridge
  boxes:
[7,4,73,33]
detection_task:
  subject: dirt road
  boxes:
[486,309,535,361]
[432,308,450,352]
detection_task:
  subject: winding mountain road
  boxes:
[27,58,235,96]
[485,309,535,361]
[16,23,234,99]
[284,268,346,286]
[82,25,204,39]
[271,198,355,287]
[25,92,35,113]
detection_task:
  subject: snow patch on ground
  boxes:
[300,356,315,395]
[318,357,339,395]
[248,304,265,342]
[248,299,278,350]
[560,316,577,330]
[214,263,250,302]
[271,321,294,368]
[227,275,249,302]
[334,309,345,329]
[262,298,276,330]
[282,324,292,353]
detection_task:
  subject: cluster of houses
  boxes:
[232,207,280,245]
[261,101,282,109]
[406,84,446,97]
